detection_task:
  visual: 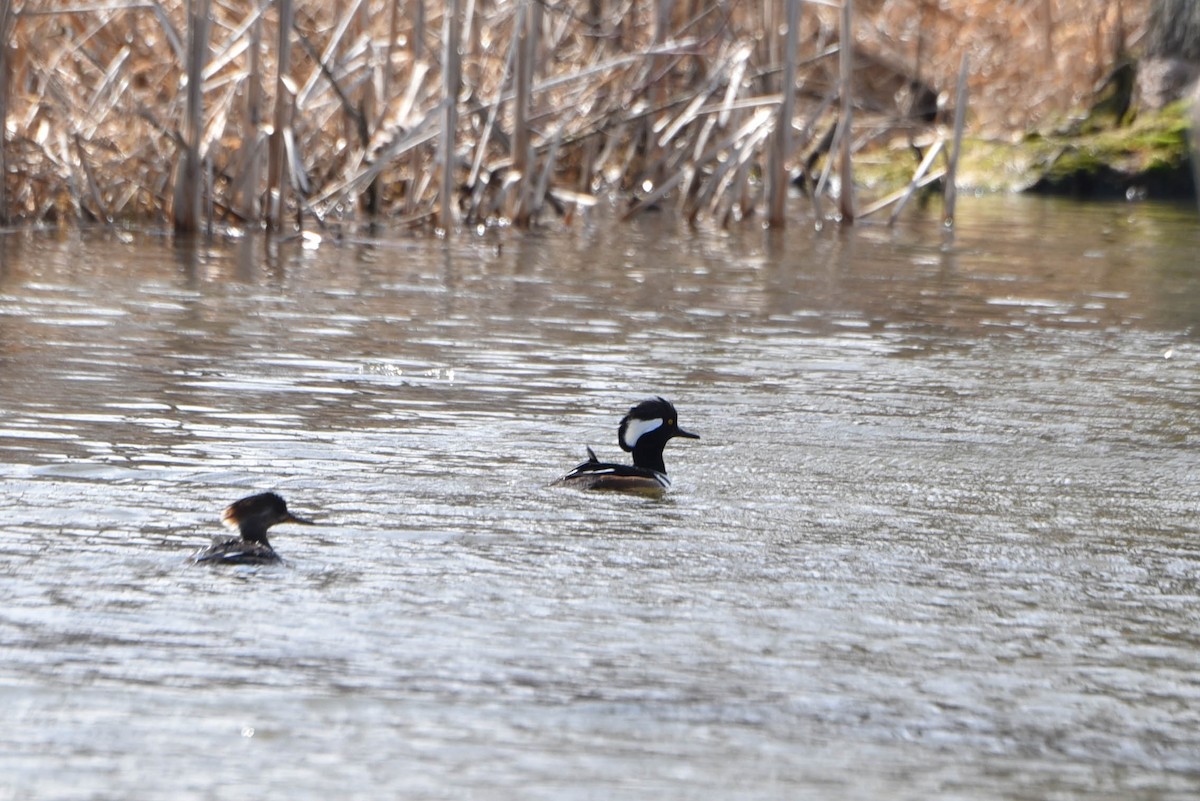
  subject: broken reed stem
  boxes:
[174,0,210,234]
[886,137,943,223]
[857,168,946,221]
[837,0,854,223]
[402,0,427,217]
[944,51,969,225]
[237,5,264,220]
[857,136,944,219]
[357,2,381,216]
[0,0,9,225]
[768,0,802,227]
[438,0,462,229]
[512,0,535,227]
[644,0,671,189]
[412,0,426,62]
[267,0,295,230]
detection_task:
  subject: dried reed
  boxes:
[0,0,1148,231]
[266,0,294,229]
[837,0,855,222]
[944,52,970,225]
[0,0,10,225]
[439,0,461,229]
[511,0,534,226]
[173,0,210,233]
[767,0,802,227]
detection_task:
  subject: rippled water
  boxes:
[2,198,1199,800]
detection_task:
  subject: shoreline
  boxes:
[0,1,1192,232]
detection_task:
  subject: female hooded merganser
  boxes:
[553,397,700,492]
[192,492,314,565]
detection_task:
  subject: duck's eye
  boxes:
[668,419,675,425]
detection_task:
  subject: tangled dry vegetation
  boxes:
[0,0,1146,231]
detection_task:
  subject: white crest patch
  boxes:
[621,417,664,449]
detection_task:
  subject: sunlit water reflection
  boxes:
[1,197,1199,800]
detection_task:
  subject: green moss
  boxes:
[856,99,1194,200]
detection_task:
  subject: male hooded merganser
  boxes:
[553,397,700,492]
[192,492,314,565]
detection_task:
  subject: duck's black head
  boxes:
[617,397,700,474]
[222,492,315,545]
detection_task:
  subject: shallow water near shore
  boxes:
[1,197,1199,800]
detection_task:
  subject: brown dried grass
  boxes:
[863,0,1143,133]
[0,0,1148,229]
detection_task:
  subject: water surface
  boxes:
[1,197,1199,800]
